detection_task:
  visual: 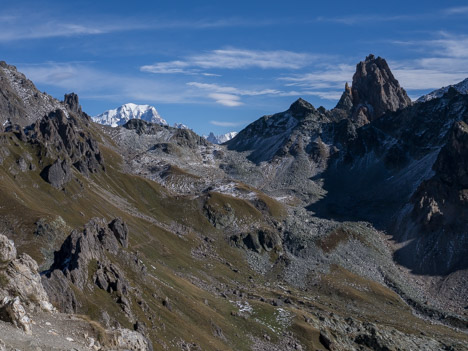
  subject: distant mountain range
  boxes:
[204,131,238,144]
[92,103,237,144]
[93,103,166,127]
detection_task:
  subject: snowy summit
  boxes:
[204,131,238,144]
[92,103,167,127]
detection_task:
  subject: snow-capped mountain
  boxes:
[92,103,167,127]
[173,123,190,129]
[417,77,468,103]
[204,131,238,144]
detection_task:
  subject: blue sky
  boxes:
[2,1,468,135]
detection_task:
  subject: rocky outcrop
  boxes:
[0,234,55,334]
[108,218,129,248]
[63,93,81,115]
[26,108,105,186]
[335,54,411,124]
[231,229,282,253]
[0,236,16,265]
[43,218,131,313]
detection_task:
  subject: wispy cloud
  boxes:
[141,48,320,75]
[444,6,468,15]
[0,12,281,42]
[280,64,354,90]
[187,82,281,96]
[208,94,243,107]
[315,14,415,25]
[210,120,246,127]
[388,33,468,90]
[19,62,196,105]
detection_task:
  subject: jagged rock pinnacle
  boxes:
[336,55,411,123]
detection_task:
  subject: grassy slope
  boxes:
[0,130,466,350]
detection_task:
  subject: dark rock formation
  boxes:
[231,229,282,253]
[63,93,81,115]
[27,108,104,185]
[288,98,316,118]
[335,54,411,124]
[43,218,131,313]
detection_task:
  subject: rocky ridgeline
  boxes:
[0,62,68,127]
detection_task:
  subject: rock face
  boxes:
[336,54,411,124]
[396,121,468,274]
[26,108,105,187]
[0,234,54,334]
[43,218,131,313]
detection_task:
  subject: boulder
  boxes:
[0,235,16,265]
[108,328,151,351]
[0,297,32,334]
[40,159,72,189]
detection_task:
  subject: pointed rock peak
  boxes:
[64,93,81,114]
[336,82,354,111]
[345,82,351,94]
[350,54,411,120]
[289,98,316,117]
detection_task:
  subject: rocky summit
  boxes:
[0,56,467,351]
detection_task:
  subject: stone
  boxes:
[5,253,50,305]
[40,159,72,189]
[108,218,129,248]
[0,235,16,265]
[108,328,151,351]
[0,297,32,334]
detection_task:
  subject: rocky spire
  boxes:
[64,93,82,115]
[336,54,411,124]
